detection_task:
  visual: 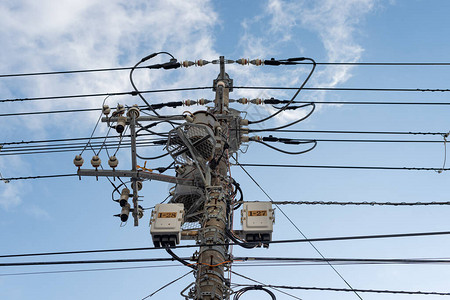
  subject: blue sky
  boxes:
[2,0,450,299]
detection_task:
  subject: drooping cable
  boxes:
[248,57,316,125]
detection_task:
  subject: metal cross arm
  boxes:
[77,169,196,186]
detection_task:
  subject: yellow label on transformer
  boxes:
[158,212,177,218]
[248,210,267,217]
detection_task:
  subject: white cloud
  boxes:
[0,0,219,138]
[0,182,23,209]
[236,0,377,123]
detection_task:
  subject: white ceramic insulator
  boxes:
[108,156,118,168]
[91,155,101,168]
[73,155,84,167]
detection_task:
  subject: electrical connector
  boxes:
[196,59,210,66]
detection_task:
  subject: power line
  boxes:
[235,86,450,92]
[4,230,450,258]
[6,100,450,118]
[261,129,449,136]
[3,85,450,104]
[234,283,450,296]
[2,174,78,181]
[0,264,181,277]
[0,257,182,267]
[237,163,450,171]
[248,200,450,206]
[0,87,211,103]
[2,62,450,78]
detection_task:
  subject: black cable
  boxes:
[130,52,169,115]
[253,139,317,155]
[237,163,450,171]
[235,256,450,265]
[249,57,316,125]
[235,86,450,92]
[233,286,276,300]
[5,230,450,259]
[0,86,211,103]
[141,270,193,299]
[0,257,184,267]
[234,284,450,296]
[256,138,446,143]
[3,61,450,78]
[164,246,195,269]
[249,103,316,132]
[265,200,450,206]
[256,129,449,136]
[2,174,78,181]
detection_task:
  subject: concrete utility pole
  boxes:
[75,55,275,300]
[194,56,234,300]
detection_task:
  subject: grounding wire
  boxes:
[142,270,193,299]
[233,159,363,300]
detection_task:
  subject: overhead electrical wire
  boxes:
[235,86,450,92]
[0,86,211,103]
[233,283,450,296]
[5,100,450,118]
[4,229,450,258]
[4,85,450,104]
[2,129,447,148]
[2,61,450,78]
[6,256,450,268]
[260,200,450,206]
[237,163,450,172]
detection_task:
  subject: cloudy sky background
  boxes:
[2,0,450,299]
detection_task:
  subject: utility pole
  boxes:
[194,56,235,300]
[75,55,276,300]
